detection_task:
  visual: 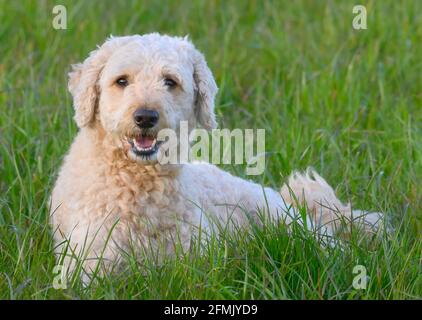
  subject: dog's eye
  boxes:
[164,78,177,88]
[116,77,129,88]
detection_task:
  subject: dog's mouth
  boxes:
[128,133,163,159]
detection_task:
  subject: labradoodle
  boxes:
[50,33,382,281]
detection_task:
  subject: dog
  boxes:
[50,33,382,281]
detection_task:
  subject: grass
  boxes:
[0,0,421,299]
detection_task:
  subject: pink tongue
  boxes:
[136,136,154,148]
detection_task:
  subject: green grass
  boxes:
[0,0,421,299]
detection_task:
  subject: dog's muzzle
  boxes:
[129,109,162,159]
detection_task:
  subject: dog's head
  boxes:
[68,33,218,163]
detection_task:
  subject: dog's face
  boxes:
[68,34,218,164]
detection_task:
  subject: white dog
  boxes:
[50,33,382,280]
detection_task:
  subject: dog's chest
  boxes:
[105,165,194,231]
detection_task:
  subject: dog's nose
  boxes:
[133,109,159,128]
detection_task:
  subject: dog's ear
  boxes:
[68,36,137,128]
[192,49,218,130]
[68,58,98,128]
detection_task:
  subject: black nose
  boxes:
[133,109,159,128]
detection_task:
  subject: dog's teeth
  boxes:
[132,138,157,152]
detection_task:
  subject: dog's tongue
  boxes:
[135,136,155,148]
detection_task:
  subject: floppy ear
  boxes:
[192,49,218,130]
[68,36,137,128]
[68,58,99,128]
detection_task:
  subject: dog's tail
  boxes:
[280,168,383,237]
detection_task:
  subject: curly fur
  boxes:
[50,33,382,281]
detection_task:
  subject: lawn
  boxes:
[0,0,420,299]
